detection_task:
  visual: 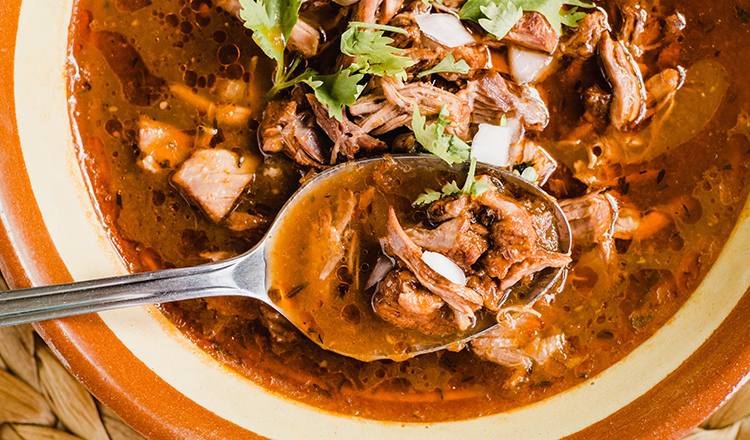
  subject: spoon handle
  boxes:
[0,246,266,327]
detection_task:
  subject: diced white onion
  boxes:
[365,255,395,289]
[415,14,476,48]
[509,46,553,84]
[421,251,466,285]
[471,123,513,167]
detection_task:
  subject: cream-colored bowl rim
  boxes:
[14,0,750,438]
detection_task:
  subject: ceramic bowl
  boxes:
[2,1,750,439]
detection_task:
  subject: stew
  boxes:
[67,0,750,422]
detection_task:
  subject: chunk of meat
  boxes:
[613,208,673,241]
[402,45,491,81]
[172,148,257,222]
[503,12,559,54]
[645,68,684,105]
[259,94,331,169]
[391,132,419,153]
[287,19,320,58]
[383,1,429,49]
[616,0,666,59]
[471,307,562,379]
[350,92,411,135]
[372,269,457,336]
[507,139,558,186]
[560,191,618,241]
[461,71,549,130]
[482,248,571,291]
[560,190,619,260]
[598,31,646,130]
[643,67,685,119]
[560,9,609,58]
[384,207,483,330]
[476,189,571,290]
[224,211,270,232]
[406,213,489,268]
[628,270,678,330]
[307,94,387,163]
[381,76,470,123]
[136,116,194,172]
[466,270,506,310]
[426,194,474,223]
[581,84,613,125]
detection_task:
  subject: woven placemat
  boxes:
[0,275,743,439]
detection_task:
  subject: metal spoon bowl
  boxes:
[0,156,571,362]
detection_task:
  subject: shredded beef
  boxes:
[307,94,387,163]
[462,71,550,130]
[372,269,457,336]
[384,207,483,331]
[598,31,647,130]
[259,91,332,169]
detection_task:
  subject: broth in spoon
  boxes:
[266,155,571,361]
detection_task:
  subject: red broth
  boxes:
[67,0,750,422]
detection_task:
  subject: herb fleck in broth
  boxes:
[67,0,750,422]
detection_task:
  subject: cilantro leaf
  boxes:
[413,158,491,206]
[460,0,493,21]
[413,188,445,206]
[521,0,593,34]
[479,1,524,40]
[460,0,593,40]
[411,104,471,165]
[347,21,408,34]
[471,175,494,197]
[239,0,301,64]
[239,0,303,94]
[417,53,471,78]
[341,24,414,81]
[413,181,461,206]
[302,68,366,121]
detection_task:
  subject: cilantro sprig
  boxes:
[238,0,303,96]
[341,22,415,81]
[412,104,470,164]
[239,10,417,120]
[413,157,492,206]
[304,22,414,120]
[460,0,593,40]
[411,104,490,206]
[417,54,471,78]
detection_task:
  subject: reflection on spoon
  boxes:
[0,156,571,362]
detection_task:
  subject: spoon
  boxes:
[0,155,571,361]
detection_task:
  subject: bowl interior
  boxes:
[7,0,750,438]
